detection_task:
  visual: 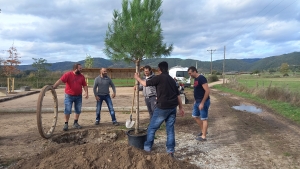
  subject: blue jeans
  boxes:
[144,107,177,153]
[192,99,210,120]
[95,94,117,122]
[64,94,82,115]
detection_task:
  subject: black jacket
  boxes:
[146,72,179,109]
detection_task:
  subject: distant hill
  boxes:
[241,58,261,63]
[249,52,300,71]
[17,52,300,73]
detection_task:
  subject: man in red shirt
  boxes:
[53,63,89,131]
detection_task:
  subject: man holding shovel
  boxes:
[134,61,184,157]
[134,65,157,119]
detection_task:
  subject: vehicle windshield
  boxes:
[176,71,189,78]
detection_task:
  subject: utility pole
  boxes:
[223,46,226,84]
[207,49,216,75]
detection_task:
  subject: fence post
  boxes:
[7,78,10,93]
[12,78,15,92]
[85,78,89,86]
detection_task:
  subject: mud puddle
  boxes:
[232,104,262,113]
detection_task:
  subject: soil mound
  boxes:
[10,142,199,169]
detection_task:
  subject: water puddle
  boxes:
[232,104,262,113]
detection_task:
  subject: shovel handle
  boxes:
[131,89,135,115]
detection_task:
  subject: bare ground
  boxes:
[0,82,300,169]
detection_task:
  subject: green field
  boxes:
[87,78,135,87]
[233,75,300,92]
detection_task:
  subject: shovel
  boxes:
[125,89,135,128]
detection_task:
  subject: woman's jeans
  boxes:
[144,107,177,153]
[95,94,117,122]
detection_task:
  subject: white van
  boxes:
[169,66,191,87]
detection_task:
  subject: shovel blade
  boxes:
[125,119,135,128]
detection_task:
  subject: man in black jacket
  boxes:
[134,61,184,157]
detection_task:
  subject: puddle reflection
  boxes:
[232,104,262,113]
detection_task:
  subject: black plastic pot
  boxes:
[126,129,147,149]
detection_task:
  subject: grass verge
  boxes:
[213,84,300,125]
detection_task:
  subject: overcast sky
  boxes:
[0,0,299,65]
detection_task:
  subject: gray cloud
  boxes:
[0,0,299,65]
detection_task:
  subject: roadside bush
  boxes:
[283,73,289,77]
[262,75,281,78]
[207,75,219,83]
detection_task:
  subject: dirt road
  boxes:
[0,82,300,168]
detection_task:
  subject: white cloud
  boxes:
[0,0,299,65]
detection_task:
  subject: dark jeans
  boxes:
[95,94,117,122]
[145,96,156,119]
[144,107,177,153]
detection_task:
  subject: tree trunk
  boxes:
[134,61,140,134]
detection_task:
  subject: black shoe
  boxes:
[197,132,208,136]
[63,124,68,131]
[95,121,99,125]
[113,121,119,126]
[72,123,82,129]
[196,137,207,141]
[168,153,175,158]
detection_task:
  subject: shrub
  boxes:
[207,75,219,83]
[283,73,289,77]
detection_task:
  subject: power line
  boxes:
[252,0,298,32]
[224,0,297,59]
[229,0,276,40]
[226,0,287,45]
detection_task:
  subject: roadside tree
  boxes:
[32,58,51,88]
[103,0,173,133]
[279,63,289,76]
[2,44,21,77]
[84,54,94,68]
[2,44,21,92]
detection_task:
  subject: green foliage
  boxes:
[279,63,290,75]
[283,73,289,77]
[32,58,51,76]
[103,0,173,132]
[103,0,173,63]
[207,75,219,83]
[268,68,276,74]
[32,58,52,88]
[252,70,260,74]
[84,54,94,68]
